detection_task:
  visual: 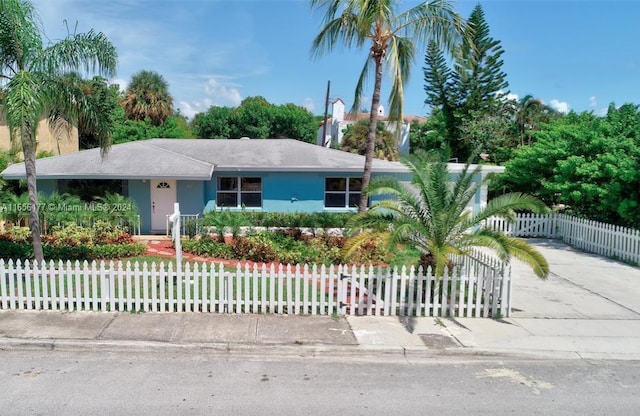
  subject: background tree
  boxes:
[346,151,550,278]
[311,0,464,212]
[121,70,173,126]
[70,75,120,150]
[111,112,193,144]
[0,0,117,262]
[192,106,235,139]
[230,96,273,139]
[496,104,640,228]
[409,112,449,155]
[454,4,509,116]
[513,94,558,146]
[423,40,458,150]
[340,119,398,161]
[191,97,318,142]
[423,4,508,161]
[271,103,318,142]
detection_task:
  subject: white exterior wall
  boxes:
[317,99,412,153]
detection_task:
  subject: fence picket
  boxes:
[0,261,7,309]
[310,264,317,315]
[485,213,640,265]
[319,265,327,315]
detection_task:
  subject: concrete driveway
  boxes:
[510,239,640,319]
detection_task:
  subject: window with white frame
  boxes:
[217,177,262,208]
[324,177,362,208]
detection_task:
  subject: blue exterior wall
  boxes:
[177,180,205,216]
[264,172,325,212]
[202,171,411,214]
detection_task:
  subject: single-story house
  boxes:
[1,138,504,234]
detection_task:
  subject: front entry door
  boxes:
[150,180,177,232]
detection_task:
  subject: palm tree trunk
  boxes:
[23,148,44,263]
[358,57,384,213]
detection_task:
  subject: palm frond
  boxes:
[470,192,550,226]
[352,55,372,114]
[42,30,116,78]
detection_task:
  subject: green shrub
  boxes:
[0,222,144,261]
[91,221,133,244]
[49,223,94,246]
[181,235,233,258]
[0,240,33,259]
[43,244,91,260]
[180,224,390,266]
[230,234,279,263]
[201,210,354,229]
[344,234,388,265]
[1,226,31,243]
[0,240,146,261]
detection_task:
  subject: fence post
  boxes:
[100,261,109,311]
[337,265,347,315]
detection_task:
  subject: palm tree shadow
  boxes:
[398,316,416,334]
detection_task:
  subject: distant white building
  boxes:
[317,98,426,154]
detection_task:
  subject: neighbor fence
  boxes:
[486,213,640,265]
[0,252,510,318]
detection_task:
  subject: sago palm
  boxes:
[0,0,117,262]
[345,152,551,278]
[311,0,465,212]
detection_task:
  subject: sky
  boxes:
[31,0,640,119]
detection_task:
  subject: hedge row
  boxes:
[0,241,147,261]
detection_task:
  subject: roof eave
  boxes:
[1,173,213,181]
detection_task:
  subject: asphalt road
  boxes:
[1,350,638,415]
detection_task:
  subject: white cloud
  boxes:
[549,99,570,114]
[504,92,519,102]
[177,99,213,120]
[203,78,243,107]
[588,96,608,116]
[108,78,128,92]
[302,98,315,112]
[496,90,518,103]
[176,78,243,119]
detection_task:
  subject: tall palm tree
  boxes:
[311,0,465,212]
[121,70,173,126]
[514,94,557,145]
[345,152,550,278]
[0,0,117,262]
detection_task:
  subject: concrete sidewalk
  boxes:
[1,239,639,360]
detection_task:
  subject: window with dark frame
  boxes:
[217,177,262,208]
[324,177,362,208]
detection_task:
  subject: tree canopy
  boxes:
[121,70,174,126]
[423,3,509,161]
[191,96,318,142]
[497,104,640,228]
[340,119,398,161]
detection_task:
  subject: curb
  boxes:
[3,337,638,361]
[0,336,470,360]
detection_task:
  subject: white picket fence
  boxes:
[0,253,510,318]
[486,213,640,265]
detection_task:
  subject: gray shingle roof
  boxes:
[1,138,411,180]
